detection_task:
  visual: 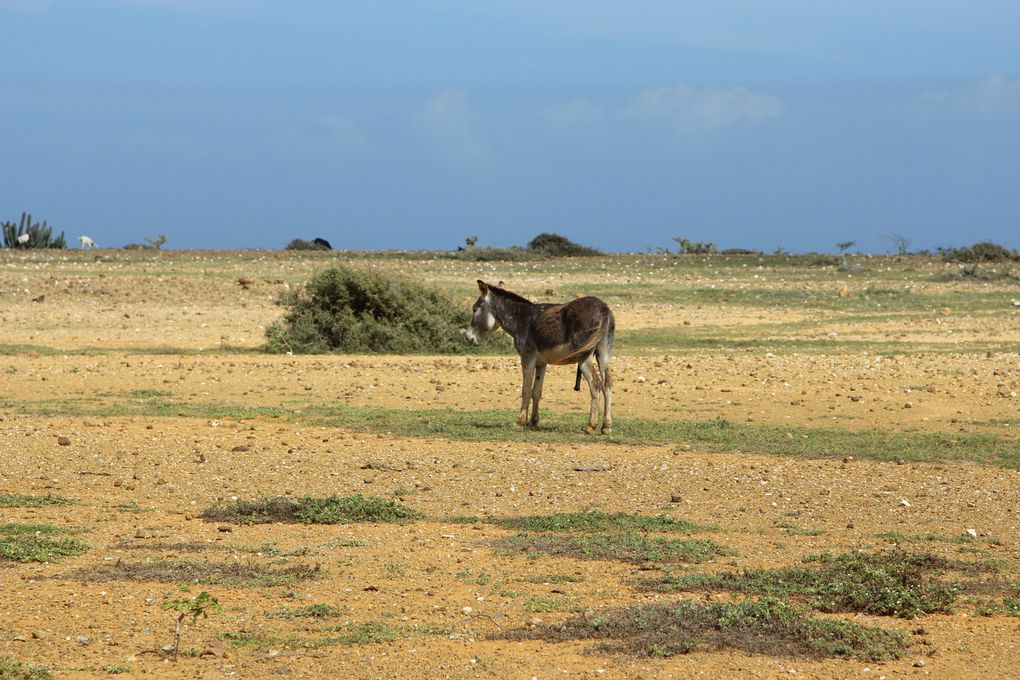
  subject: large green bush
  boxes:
[939,241,1020,263]
[265,265,507,354]
[527,232,600,257]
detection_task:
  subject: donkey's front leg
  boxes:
[517,360,537,427]
[527,364,547,430]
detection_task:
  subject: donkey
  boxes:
[464,280,614,434]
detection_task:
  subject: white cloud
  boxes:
[420,89,491,167]
[922,74,1020,114]
[545,98,604,127]
[624,83,783,132]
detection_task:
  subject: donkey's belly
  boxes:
[540,343,580,365]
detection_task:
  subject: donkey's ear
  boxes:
[476,279,488,294]
[496,280,505,288]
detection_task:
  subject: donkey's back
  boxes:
[531,296,614,366]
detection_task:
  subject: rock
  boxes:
[134,528,150,539]
[201,640,226,658]
[217,525,233,533]
[965,528,978,539]
[913,660,926,668]
[899,498,911,507]
[57,436,71,446]
[76,635,90,645]
[230,445,249,452]
[31,630,48,640]
[670,493,683,503]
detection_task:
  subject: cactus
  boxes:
[2,212,66,249]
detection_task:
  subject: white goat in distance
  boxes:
[78,235,97,248]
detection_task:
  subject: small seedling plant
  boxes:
[162,590,221,661]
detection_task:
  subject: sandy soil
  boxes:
[1,250,1019,679]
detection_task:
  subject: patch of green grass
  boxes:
[123,388,171,398]
[876,531,976,544]
[111,501,151,514]
[0,655,51,679]
[497,532,729,564]
[515,573,583,585]
[15,396,1020,469]
[268,603,345,619]
[525,597,562,613]
[499,598,906,661]
[0,494,73,508]
[324,622,401,645]
[0,524,88,563]
[489,511,698,534]
[312,407,1020,469]
[201,494,423,525]
[68,559,321,588]
[649,551,960,619]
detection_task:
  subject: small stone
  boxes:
[31,630,47,640]
[846,522,854,529]
[134,528,150,539]
[201,641,226,658]
[217,525,233,533]
[12,635,27,642]
[899,498,911,507]
[903,402,913,409]
[637,375,646,383]
[57,436,71,446]
[913,660,926,668]
[670,493,683,503]
[966,528,978,539]
[76,635,90,645]
[231,445,249,452]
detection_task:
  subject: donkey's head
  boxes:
[464,279,500,345]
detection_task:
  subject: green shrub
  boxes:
[527,232,600,257]
[265,265,506,354]
[285,238,331,251]
[939,242,1020,263]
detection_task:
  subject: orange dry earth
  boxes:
[0,250,1018,679]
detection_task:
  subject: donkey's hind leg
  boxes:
[527,364,547,430]
[596,337,613,434]
[579,358,601,434]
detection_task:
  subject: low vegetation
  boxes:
[1,211,66,249]
[648,551,961,618]
[0,494,74,508]
[71,559,320,588]
[488,511,699,533]
[526,232,600,257]
[0,655,52,679]
[0,524,88,563]
[496,532,728,564]
[500,598,907,661]
[201,494,423,525]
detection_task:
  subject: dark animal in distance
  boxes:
[464,280,614,434]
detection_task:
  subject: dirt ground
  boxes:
[1,250,1019,679]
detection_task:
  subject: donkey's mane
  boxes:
[490,286,533,305]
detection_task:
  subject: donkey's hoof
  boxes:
[515,418,528,428]
[601,426,612,435]
[584,425,597,435]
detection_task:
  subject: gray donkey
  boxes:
[464,280,614,434]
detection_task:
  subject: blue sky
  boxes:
[2,1,1018,252]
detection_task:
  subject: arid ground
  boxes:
[1,249,1019,679]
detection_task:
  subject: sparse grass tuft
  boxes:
[0,655,52,679]
[650,551,960,618]
[69,559,321,588]
[0,494,74,508]
[497,532,729,564]
[499,598,906,661]
[201,494,423,525]
[0,524,87,563]
[491,512,698,534]
[269,603,345,619]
